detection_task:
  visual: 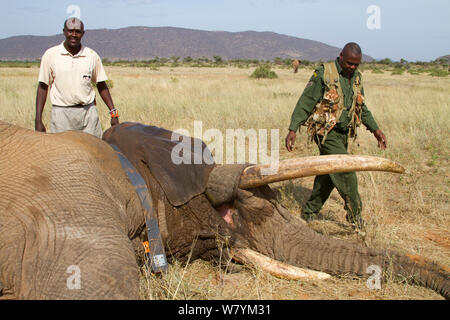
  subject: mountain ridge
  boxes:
[0,26,374,62]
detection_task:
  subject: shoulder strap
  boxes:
[353,72,362,93]
[347,71,364,138]
[323,62,340,87]
[351,72,363,107]
[323,61,345,118]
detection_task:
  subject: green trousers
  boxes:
[303,130,362,221]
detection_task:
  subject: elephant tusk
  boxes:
[239,155,405,189]
[231,248,331,281]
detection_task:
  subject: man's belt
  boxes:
[52,101,95,108]
[110,144,168,274]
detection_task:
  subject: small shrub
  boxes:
[408,70,419,75]
[371,68,384,74]
[428,69,449,77]
[391,68,405,75]
[250,65,278,79]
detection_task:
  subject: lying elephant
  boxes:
[0,120,448,299]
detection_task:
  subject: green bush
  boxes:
[371,68,384,74]
[407,69,420,75]
[250,65,278,79]
[391,68,405,75]
[429,69,449,77]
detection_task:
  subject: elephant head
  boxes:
[103,122,449,299]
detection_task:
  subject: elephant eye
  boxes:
[215,203,235,225]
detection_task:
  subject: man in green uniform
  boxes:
[285,42,387,229]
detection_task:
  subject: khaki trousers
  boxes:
[50,104,103,138]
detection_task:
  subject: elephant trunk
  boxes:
[274,218,450,299]
[388,253,450,299]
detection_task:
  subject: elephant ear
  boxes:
[103,122,215,206]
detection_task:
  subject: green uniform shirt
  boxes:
[288,58,379,133]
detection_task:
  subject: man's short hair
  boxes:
[64,17,84,31]
[343,42,362,56]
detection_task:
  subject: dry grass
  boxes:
[0,65,448,300]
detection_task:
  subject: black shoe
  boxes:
[346,214,365,230]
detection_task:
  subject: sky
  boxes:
[0,0,449,62]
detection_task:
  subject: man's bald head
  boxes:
[342,42,362,58]
[63,17,84,31]
[62,17,85,53]
[339,42,362,77]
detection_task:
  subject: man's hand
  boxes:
[35,119,46,133]
[285,130,297,152]
[110,117,119,127]
[373,129,387,150]
[98,81,119,127]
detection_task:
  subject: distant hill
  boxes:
[0,26,374,62]
[435,55,450,64]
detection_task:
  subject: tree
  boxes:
[183,56,193,63]
[213,56,223,64]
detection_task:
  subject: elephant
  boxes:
[292,59,301,73]
[0,120,449,299]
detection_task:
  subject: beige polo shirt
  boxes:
[38,42,108,107]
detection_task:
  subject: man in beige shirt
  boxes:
[35,17,119,138]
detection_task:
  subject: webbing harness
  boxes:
[324,62,364,141]
[305,62,363,144]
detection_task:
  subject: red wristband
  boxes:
[109,108,119,118]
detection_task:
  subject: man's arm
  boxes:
[97,81,119,126]
[360,86,387,149]
[35,82,48,132]
[285,67,324,151]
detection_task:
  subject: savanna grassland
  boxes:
[0,63,448,300]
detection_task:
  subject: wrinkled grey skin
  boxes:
[0,122,144,299]
[0,121,448,299]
